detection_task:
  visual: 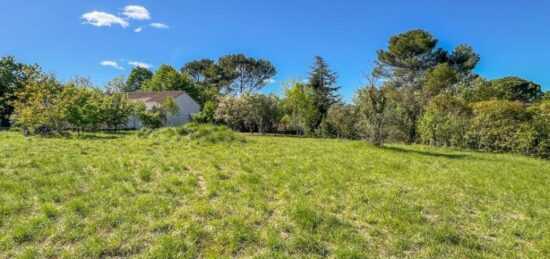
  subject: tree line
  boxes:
[1,30,548,158]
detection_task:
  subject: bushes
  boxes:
[319,104,360,139]
[468,100,534,153]
[214,93,280,134]
[418,94,471,147]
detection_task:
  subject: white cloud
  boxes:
[100,60,124,70]
[81,11,129,28]
[264,78,276,84]
[134,27,143,33]
[122,5,151,20]
[128,61,152,69]
[150,23,169,29]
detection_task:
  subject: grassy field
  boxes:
[0,129,549,258]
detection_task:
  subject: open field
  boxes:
[0,130,549,258]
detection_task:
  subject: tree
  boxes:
[376,30,444,143]
[218,54,276,94]
[0,56,40,126]
[136,97,180,129]
[67,76,94,88]
[126,66,153,92]
[10,73,67,135]
[307,56,341,127]
[418,94,472,147]
[527,100,550,158]
[354,68,388,146]
[213,93,280,133]
[182,59,216,85]
[280,81,320,135]
[103,93,134,132]
[182,59,226,107]
[63,84,105,134]
[468,100,533,153]
[104,76,129,93]
[142,64,200,102]
[489,77,543,103]
[321,104,360,139]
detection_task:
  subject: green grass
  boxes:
[0,128,549,258]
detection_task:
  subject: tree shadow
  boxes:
[76,135,122,140]
[381,145,468,159]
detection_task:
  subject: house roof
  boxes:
[126,91,186,103]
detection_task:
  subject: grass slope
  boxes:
[0,130,549,258]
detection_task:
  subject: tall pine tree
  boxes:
[307,56,340,127]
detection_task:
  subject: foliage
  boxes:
[459,77,544,104]
[104,76,128,93]
[10,74,67,135]
[191,100,216,123]
[418,94,472,147]
[0,56,41,126]
[354,86,389,145]
[488,77,544,103]
[214,93,280,133]
[280,81,320,135]
[103,93,134,132]
[376,30,479,143]
[218,54,276,94]
[467,100,534,154]
[126,66,153,92]
[319,104,359,139]
[527,100,550,158]
[307,56,341,127]
[63,84,105,133]
[135,97,180,129]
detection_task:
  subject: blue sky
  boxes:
[1,0,549,100]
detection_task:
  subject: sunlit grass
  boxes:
[0,129,548,257]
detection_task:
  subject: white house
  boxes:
[126,91,200,129]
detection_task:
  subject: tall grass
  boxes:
[0,127,548,257]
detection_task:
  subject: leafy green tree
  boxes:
[468,100,534,153]
[11,73,67,135]
[376,30,444,143]
[527,100,550,158]
[320,104,360,140]
[213,93,279,133]
[0,56,40,126]
[126,66,153,92]
[307,56,341,127]
[418,94,472,147]
[103,93,134,132]
[447,44,480,81]
[63,84,105,133]
[192,100,217,123]
[280,81,320,135]
[136,97,180,129]
[218,54,276,94]
[182,59,216,85]
[376,30,479,143]
[489,77,543,103]
[354,69,388,146]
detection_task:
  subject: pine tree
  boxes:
[307,56,341,127]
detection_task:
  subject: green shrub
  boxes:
[467,100,533,154]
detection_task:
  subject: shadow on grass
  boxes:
[75,134,122,140]
[381,145,468,159]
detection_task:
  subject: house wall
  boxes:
[167,93,201,126]
[126,93,200,129]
